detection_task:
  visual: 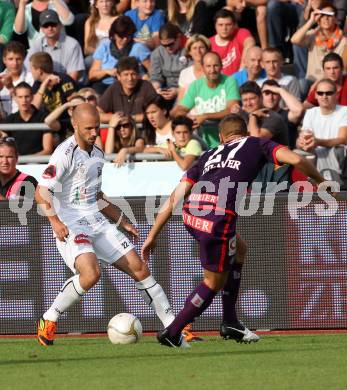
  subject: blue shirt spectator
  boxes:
[93,39,151,85]
[125,8,165,41]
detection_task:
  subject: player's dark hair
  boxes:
[14,82,33,95]
[116,56,140,74]
[219,114,248,137]
[316,78,337,93]
[322,52,343,69]
[29,52,54,74]
[214,9,237,24]
[3,41,26,59]
[109,15,136,40]
[240,81,262,97]
[159,23,182,40]
[172,116,193,133]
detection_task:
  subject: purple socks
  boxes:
[167,282,217,337]
[221,262,243,324]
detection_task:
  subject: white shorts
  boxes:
[56,220,134,274]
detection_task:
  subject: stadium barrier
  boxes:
[0,194,346,335]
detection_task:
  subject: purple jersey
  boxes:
[181,136,284,272]
[183,136,284,215]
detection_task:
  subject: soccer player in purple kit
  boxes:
[142,113,328,348]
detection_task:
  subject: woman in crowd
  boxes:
[14,0,74,47]
[84,0,118,67]
[167,0,210,38]
[177,34,210,105]
[89,15,151,94]
[291,2,347,82]
[105,113,145,167]
[143,96,174,151]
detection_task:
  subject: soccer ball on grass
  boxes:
[107,313,142,344]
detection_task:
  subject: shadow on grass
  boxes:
[0,349,282,366]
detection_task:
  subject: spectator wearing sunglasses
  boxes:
[0,137,38,200]
[297,78,347,183]
[105,113,145,166]
[150,23,190,104]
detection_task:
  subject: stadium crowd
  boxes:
[0,0,347,193]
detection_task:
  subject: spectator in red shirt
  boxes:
[304,52,347,109]
[209,9,255,76]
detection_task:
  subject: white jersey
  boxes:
[38,135,106,225]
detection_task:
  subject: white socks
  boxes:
[136,276,175,328]
[43,275,86,322]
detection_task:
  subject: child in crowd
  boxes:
[146,116,202,171]
[125,0,165,49]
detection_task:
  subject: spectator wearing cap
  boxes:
[291,3,347,82]
[0,137,38,200]
[25,9,85,82]
[89,16,151,95]
[14,0,74,48]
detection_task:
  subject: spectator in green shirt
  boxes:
[0,1,15,72]
[171,51,240,148]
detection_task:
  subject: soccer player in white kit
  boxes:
[35,104,175,346]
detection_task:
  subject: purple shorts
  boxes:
[182,208,237,273]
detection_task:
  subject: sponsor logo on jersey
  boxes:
[42,165,56,179]
[74,233,91,245]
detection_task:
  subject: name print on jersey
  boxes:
[202,138,247,175]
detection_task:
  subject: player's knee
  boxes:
[80,266,101,290]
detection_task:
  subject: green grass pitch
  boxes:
[0,334,346,390]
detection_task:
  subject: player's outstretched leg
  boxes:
[38,253,100,346]
[157,269,227,348]
[114,250,175,328]
[220,236,259,344]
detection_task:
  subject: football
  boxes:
[107,313,143,345]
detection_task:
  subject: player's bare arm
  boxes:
[97,191,139,239]
[141,180,193,262]
[275,147,325,185]
[35,185,69,242]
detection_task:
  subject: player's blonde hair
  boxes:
[219,114,248,138]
